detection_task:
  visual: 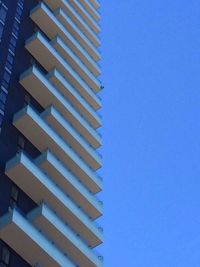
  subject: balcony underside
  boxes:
[79,0,100,21]
[26,32,101,104]
[0,209,74,267]
[5,153,103,247]
[68,0,100,33]
[51,36,100,91]
[54,7,100,61]
[20,65,101,148]
[43,0,100,33]
[41,106,102,170]
[13,106,102,193]
[28,204,103,264]
[35,150,103,219]
[30,3,100,75]
[52,0,100,46]
[47,68,101,123]
[89,0,100,10]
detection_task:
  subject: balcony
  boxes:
[79,0,100,21]
[51,36,100,91]
[47,68,101,124]
[41,106,102,170]
[26,31,101,95]
[5,153,103,247]
[0,209,74,267]
[60,0,100,46]
[43,0,100,33]
[54,7,100,61]
[68,0,100,33]
[89,0,100,10]
[35,150,102,219]
[30,2,100,75]
[13,106,102,193]
[28,203,103,264]
[20,65,101,148]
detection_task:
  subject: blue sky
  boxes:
[100,0,200,266]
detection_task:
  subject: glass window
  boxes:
[10,36,17,47]
[24,93,31,106]
[0,91,6,104]
[16,6,23,16]
[1,80,8,90]
[10,185,19,208]
[0,114,3,125]
[1,247,10,265]
[13,21,19,31]
[8,43,15,53]
[15,13,20,21]
[18,135,25,149]
[5,61,12,71]
[7,53,14,64]
[0,101,5,111]
[17,2,23,9]
[0,6,7,23]
[0,24,3,39]
[12,29,18,38]
[3,71,10,83]
[11,185,19,201]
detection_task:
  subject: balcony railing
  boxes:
[52,0,100,46]
[28,203,103,265]
[13,106,102,192]
[79,0,100,21]
[51,36,100,91]
[35,150,103,219]
[5,152,103,247]
[54,7,100,61]
[88,0,100,10]
[41,106,102,170]
[47,68,101,125]
[43,0,100,33]
[30,3,100,75]
[0,209,75,267]
[20,65,101,148]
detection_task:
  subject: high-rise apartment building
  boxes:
[0,0,103,266]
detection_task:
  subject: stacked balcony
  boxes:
[0,0,102,266]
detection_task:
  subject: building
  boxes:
[0,0,103,266]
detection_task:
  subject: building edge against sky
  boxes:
[0,0,103,266]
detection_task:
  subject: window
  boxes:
[0,6,7,23]
[0,114,3,126]
[16,6,23,16]
[12,28,18,37]
[15,13,20,21]
[10,36,17,47]
[8,43,15,53]
[13,21,19,31]
[7,53,14,64]
[18,135,25,149]
[1,80,8,90]
[0,101,5,111]
[0,24,3,39]
[5,61,12,71]
[0,91,7,104]
[24,93,31,106]
[0,246,10,266]
[17,135,25,154]
[9,185,19,208]
[3,71,10,83]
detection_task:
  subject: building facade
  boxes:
[0,0,103,266]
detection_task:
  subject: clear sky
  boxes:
[100,0,200,266]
